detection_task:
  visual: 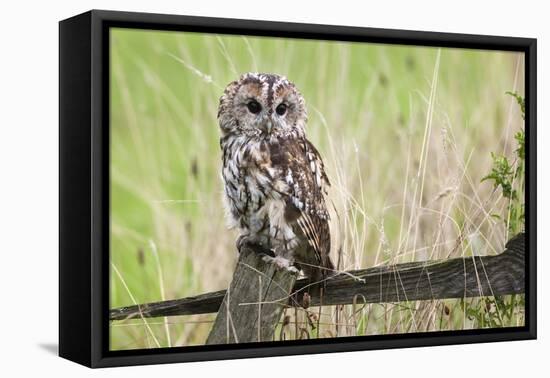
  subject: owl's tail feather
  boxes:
[299,255,335,302]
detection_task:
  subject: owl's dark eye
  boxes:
[247,100,262,114]
[275,103,287,116]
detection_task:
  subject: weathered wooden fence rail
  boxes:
[110,233,525,343]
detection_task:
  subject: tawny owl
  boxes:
[218,72,334,285]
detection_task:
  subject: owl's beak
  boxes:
[265,120,273,134]
[260,119,273,135]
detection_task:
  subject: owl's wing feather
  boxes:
[271,137,333,275]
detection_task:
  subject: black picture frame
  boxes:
[59,9,537,368]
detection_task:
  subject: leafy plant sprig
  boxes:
[481,91,525,235]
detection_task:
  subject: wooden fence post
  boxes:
[205,246,298,344]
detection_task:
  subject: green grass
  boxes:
[109,28,525,350]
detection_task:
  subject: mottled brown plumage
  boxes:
[218,72,334,285]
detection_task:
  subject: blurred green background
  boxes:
[109,28,524,350]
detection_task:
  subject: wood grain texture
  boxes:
[110,233,525,321]
[205,246,298,344]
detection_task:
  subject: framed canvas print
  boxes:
[59,10,537,368]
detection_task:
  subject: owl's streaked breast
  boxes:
[221,135,287,233]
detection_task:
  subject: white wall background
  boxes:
[0,0,546,376]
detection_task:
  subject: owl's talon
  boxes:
[236,235,250,253]
[262,255,299,274]
[287,266,300,274]
[237,236,275,257]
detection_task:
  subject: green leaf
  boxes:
[506,91,525,120]
[515,130,525,161]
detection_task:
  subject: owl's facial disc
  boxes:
[218,72,307,139]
